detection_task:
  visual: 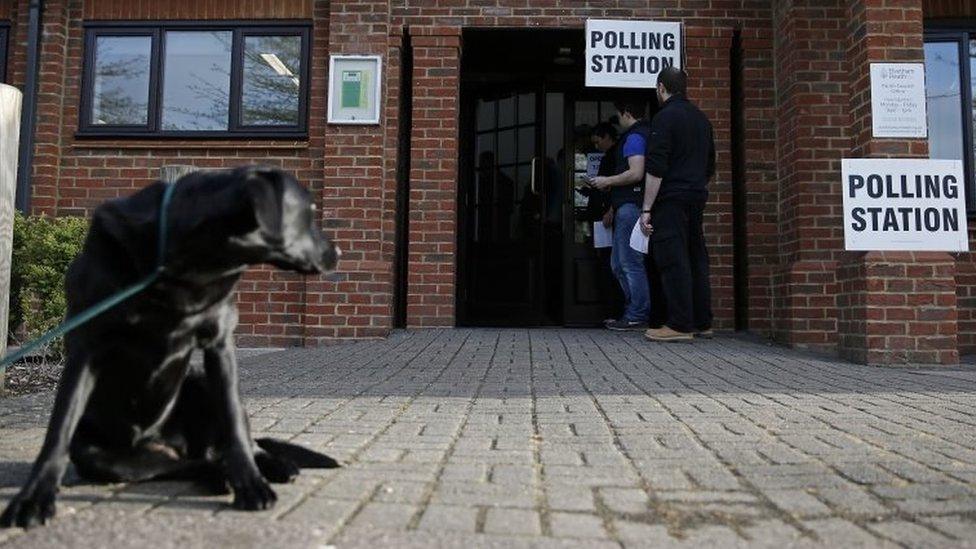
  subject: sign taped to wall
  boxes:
[842,159,968,252]
[585,19,682,88]
[870,63,927,138]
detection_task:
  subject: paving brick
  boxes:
[417,504,478,533]
[2,330,976,547]
[761,489,832,518]
[483,508,542,536]
[802,518,888,547]
[549,512,609,539]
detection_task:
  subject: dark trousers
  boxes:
[597,247,624,320]
[650,198,713,333]
[645,250,668,328]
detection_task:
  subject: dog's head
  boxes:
[231,166,340,275]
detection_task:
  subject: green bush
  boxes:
[10,213,89,359]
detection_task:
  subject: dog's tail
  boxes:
[255,438,341,469]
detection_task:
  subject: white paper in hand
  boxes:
[593,222,612,248]
[629,219,648,254]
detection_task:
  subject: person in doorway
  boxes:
[582,122,617,224]
[590,98,651,331]
[640,66,715,342]
[578,122,624,321]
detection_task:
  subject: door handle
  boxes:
[531,157,538,194]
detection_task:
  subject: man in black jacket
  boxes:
[640,67,715,342]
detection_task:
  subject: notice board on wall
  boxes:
[870,63,927,139]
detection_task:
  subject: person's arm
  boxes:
[592,134,645,190]
[592,155,644,189]
[640,174,661,235]
[640,114,671,235]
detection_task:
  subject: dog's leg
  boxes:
[203,338,276,510]
[0,350,95,528]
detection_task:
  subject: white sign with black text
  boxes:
[870,63,927,138]
[842,159,968,252]
[585,19,682,88]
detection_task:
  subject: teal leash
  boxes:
[0,182,177,372]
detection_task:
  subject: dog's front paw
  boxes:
[0,490,57,529]
[230,474,277,511]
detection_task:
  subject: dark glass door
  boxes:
[459,86,549,325]
[562,95,624,326]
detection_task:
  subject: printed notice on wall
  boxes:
[870,63,927,138]
[842,159,968,252]
[585,19,682,88]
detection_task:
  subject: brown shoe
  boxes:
[695,329,714,339]
[644,326,694,342]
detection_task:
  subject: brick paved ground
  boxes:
[1,329,976,548]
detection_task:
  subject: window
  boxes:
[0,24,8,83]
[924,29,976,210]
[80,23,310,137]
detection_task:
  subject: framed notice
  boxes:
[328,55,381,124]
[870,63,927,138]
[842,158,968,252]
[585,19,682,88]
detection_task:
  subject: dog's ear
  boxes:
[243,167,285,243]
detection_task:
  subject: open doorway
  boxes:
[456,29,658,327]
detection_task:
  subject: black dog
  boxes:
[0,166,340,529]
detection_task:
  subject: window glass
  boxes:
[970,39,976,182]
[161,31,232,131]
[518,93,535,124]
[92,36,152,125]
[498,95,515,128]
[925,41,964,161]
[242,34,302,126]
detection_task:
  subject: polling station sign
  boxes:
[585,19,682,88]
[842,159,968,252]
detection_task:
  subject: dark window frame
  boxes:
[79,20,311,139]
[0,23,9,83]
[924,26,976,211]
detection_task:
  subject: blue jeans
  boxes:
[610,202,650,322]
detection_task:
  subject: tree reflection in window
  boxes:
[161,31,232,131]
[92,36,151,125]
[243,35,302,126]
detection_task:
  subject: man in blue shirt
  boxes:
[591,98,651,331]
[640,67,715,342]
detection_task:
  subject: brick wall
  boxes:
[312,0,395,341]
[83,0,312,20]
[739,21,778,335]
[9,0,965,361]
[838,252,957,364]
[5,0,28,87]
[7,0,781,342]
[406,27,458,327]
[770,0,849,352]
[20,0,333,347]
[836,0,957,365]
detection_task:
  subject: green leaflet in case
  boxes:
[341,70,364,109]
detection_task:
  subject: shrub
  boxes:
[9,213,89,359]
